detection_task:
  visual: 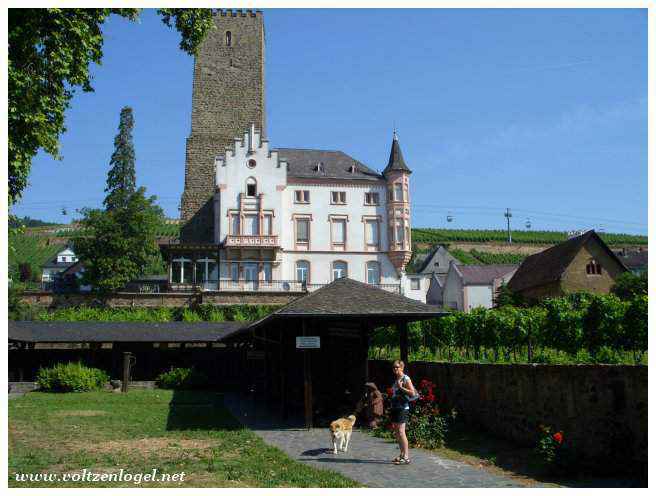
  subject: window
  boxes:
[294,190,310,203]
[394,183,403,201]
[332,261,348,280]
[331,218,346,248]
[395,224,404,244]
[230,263,239,282]
[244,215,258,235]
[365,219,379,247]
[246,177,257,197]
[586,260,602,275]
[331,191,346,204]
[195,258,217,284]
[366,261,381,285]
[296,260,310,283]
[411,278,421,290]
[296,218,310,243]
[263,263,272,282]
[364,192,380,205]
[263,215,272,235]
[171,257,192,284]
[226,31,232,46]
[247,159,256,169]
[230,215,240,235]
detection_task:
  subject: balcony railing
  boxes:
[166,279,402,294]
[224,235,279,247]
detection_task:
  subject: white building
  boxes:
[166,125,426,299]
[438,262,518,312]
[41,246,78,283]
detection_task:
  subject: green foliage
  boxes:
[104,106,136,211]
[611,271,648,301]
[9,216,58,228]
[73,188,164,295]
[156,367,210,390]
[36,362,109,392]
[371,292,646,364]
[449,248,479,265]
[470,249,527,265]
[8,232,64,282]
[30,304,281,322]
[412,228,647,246]
[8,8,214,206]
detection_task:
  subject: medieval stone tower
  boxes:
[180,10,266,243]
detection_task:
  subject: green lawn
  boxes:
[8,390,360,488]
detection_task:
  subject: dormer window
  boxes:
[246,177,257,197]
[226,31,232,46]
[316,162,324,173]
[349,165,357,174]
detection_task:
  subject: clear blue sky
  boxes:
[13,8,648,235]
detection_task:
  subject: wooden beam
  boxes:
[398,320,409,365]
[302,319,313,429]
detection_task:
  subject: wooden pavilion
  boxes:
[229,278,445,428]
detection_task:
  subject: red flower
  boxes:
[553,432,563,444]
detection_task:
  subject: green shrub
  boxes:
[36,362,109,392]
[155,367,209,390]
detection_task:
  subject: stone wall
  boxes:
[181,10,266,243]
[368,360,647,468]
[19,291,301,308]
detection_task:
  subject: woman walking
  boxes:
[389,360,416,465]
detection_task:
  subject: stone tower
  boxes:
[384,131,413,274]
[180,10,266,243]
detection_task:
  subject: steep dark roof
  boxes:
[616,250,648,271]
[455,264,518,285]
[382,132,411,175]
[8,321,247,343]
[416,245,459,274]
[277,148,383,181]
[508,230,627,292]
[247,278,444,331]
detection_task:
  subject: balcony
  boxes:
[224,235,279,248]
[163,279,401,294]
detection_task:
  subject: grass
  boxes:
[8,389,360,488]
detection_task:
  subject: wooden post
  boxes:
[398,321,409,365]
[121,352,131,393]
[302,319,313,430]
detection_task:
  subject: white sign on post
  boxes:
[296,336,320,349]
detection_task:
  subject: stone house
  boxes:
[439,262,518,311]
[507,230,628,300]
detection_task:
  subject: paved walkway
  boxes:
[224,394,520,488]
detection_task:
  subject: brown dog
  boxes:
[329,414,356,454]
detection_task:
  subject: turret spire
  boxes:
[383,130,411,176]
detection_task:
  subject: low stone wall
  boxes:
[19,291,303,308]
[368,360,647,468]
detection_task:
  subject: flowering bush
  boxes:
[373,378,456,449]
[535,424,569,473]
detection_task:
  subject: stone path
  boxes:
[224,394,520,488]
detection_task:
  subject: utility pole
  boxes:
[504,208,512,243]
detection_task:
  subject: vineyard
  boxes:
[370,293,647,365]
[8,233,65,281]
[412,228,647,246]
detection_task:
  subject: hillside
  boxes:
[10,225,647,280]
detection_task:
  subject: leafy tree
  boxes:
[74,189,163,295]
[611,271,648,301]
[73,108,164,295]
[623,295,648,362]
[18,263,33,283]
[494,283,526,308]
[8,8,214,206]
[104,107,136,210]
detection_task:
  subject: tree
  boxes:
[104,107,136,210]
[611,271,648,301]
[73,108,164,295]
[8,8,214,206]
[74,189,163,295]
[18,263,33,283]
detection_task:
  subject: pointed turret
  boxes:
[384,131,412,275]
[383,131,412,176]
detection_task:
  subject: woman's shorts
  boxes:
[390,407,408,424]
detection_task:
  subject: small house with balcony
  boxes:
[41,246,78,284]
